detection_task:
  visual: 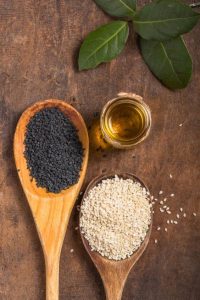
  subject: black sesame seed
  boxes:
[24,107,84,193]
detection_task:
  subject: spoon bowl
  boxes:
[79,173,152,300]
[14,99,89,300]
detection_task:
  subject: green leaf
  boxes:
[133,0,200,41]
[78,21,129,70]
[94,0,136,19]
[140,36,192,89]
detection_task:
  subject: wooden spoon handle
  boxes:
[45,258,59,300]
[105,284,123,300]
[101,269,126,300]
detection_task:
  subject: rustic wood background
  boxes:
[0,1,200,299]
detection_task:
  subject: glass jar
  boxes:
[100,93,151,149]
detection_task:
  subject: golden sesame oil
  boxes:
[100,93,151,149]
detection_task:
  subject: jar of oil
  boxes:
[100,93,151,149]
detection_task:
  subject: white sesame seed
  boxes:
[157,226,161,231]
[179,123,183,127]
[153,210,155,214]
[70,249,74,253]
[167,220,170,224]
[155,239,158,244]
[183,213,186,217]
[80,176,151,260]
[193,212,197,217]
[152,201,155,205]
[159,191,163,195]
[166,207,170,211]
[174,221,178,224]
[163,198,167,202]
[167,211,171,214]
[171,220,174,224]
[75,227,79,230]
[177,214,180,219]
[180,208,183,212]
[160,208,164,213]
[160,200,164,205]
[170,194,175,197]
[165,228,168,232]
[163,205,167,209]
[169,174,173,179]
[154,198,158,201]
[151,195,154,200]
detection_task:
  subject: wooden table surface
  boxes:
[0,1,200,299]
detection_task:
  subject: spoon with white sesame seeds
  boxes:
[14,99,89,300]
[79,173,152,300]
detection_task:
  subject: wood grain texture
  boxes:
[80,173,152,300]
[14,100,89,300]
[0,0,200,299]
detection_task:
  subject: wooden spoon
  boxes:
[79,173,152,300]
[14,99,89,300]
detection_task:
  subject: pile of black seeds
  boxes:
[24,107,84,193]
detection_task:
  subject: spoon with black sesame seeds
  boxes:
[79,173,152,300]
[14,99,89,300]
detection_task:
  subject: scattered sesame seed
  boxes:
[193,212,197,217]
[165,228,168,232]
[164,198,167,202]
[170,194,175,197]
[151,195,154,200]
[163,205,167,209]
[160,200,164,205]
[70,249,74,253]
[177,214,180,219]
[180,208,183,212]
[171,220,174,224]
[170,174,173,178]
[155,239,158,244]
[167,220,170,224]
[75,227,79,230]
[152,201,155,205]
[179,123,183,127]
[155,198,158,201]
[166,207,170,211]
[183,213,186,217]
[157,227,161,231]
[159,191,163,195]
[174,221,178,224]
[167,211,171,214]
[160,208,164,213]
[152,210,154,214]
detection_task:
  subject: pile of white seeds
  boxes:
[80,175,151,260]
